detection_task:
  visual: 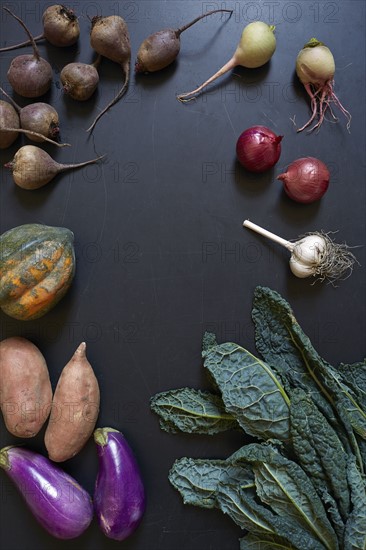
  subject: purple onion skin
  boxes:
[0,446,93,539]
[236,125,283,173]
[94,427,146,541]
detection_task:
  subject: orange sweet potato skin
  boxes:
[0,336,52,437]
[44,342,100,462]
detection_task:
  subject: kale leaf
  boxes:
[150,388,237,434]
[203,341,291,441]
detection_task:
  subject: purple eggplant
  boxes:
[0,446,93,539]
[94,427,146,541]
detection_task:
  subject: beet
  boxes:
[135,9,232,73]
[4,8,52,98]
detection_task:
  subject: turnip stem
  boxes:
[176,9,233,36]
[3,8,41,60]
[0,86,21,112]
[177,58,236,102]
[243,220,294,251]
[1,128,70,147]
[0,33,44,52]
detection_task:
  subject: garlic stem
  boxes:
[243,220,294,251]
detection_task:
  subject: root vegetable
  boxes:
[4,145,105,189]
[135,9,232,74]
[87,15,131,132]
[0,5,80,51]
[44,342,100,462]
[4,8,53,98]
[0,337,52,438]
[177,21,276,102]
[243,220,357,284]
[0,86,61,143]
[0,100,19,148]
[61,55,101,101]
[296,38,351,132]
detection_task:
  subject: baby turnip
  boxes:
[0,100,19,149]
[61,56,101,101]
[295,38,351,132]
[4,8,53,98]
[135,9,233,74]
[5,145,105,190]
[87,15,131,132]
[0,87,60,143]
[0,5,80,51]
[177,21,276,102]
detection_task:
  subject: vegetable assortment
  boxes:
[0,2,363,549]
[151,286,366,550]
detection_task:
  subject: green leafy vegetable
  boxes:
[343,458,366,550]
[230,444,338,550]
[252,286,365,469]
[240,533,297,549]
[203,341,291,441]
[169,457,254,509]
[150,388,237,434]
[338,360,366,411]
[150,286,366,550]
[290,388,350,523]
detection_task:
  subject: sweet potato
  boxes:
[0,336,52,437]
[44,342,100,462]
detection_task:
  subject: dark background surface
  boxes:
[0,1,365,549]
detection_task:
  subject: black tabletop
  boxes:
[0,2,365,549]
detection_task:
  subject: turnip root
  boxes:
[135,9,232,74]
[4,8,52,98]
[87,15,131,132]
[4,145,105,189]
[0,4,80,51]
[0,87,60,143]
[44,342,100,462]
[295,38,351,132]
[177,21,276,102]
[0,100,19,148]
[61,55,101,101]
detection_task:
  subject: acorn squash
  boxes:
[0,224,75,320]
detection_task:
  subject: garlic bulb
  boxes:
[243,220,357,283]
[290,234,327,278]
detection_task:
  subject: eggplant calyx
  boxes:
[94,427,120,446]
[0,446,14,470]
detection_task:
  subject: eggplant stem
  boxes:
[2,8,41,60]
[0,86,21,112]
[56,154,106,172]
[176,9,233,36]
[86,62,130,133]
[243,220,294,251]
[0,33,44,52]
[1,127,70,147]
[177,57,236,102]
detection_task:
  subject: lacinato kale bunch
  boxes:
[151,286,366,550]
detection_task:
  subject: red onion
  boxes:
[236,125,283,173]
[277,157,330,203]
